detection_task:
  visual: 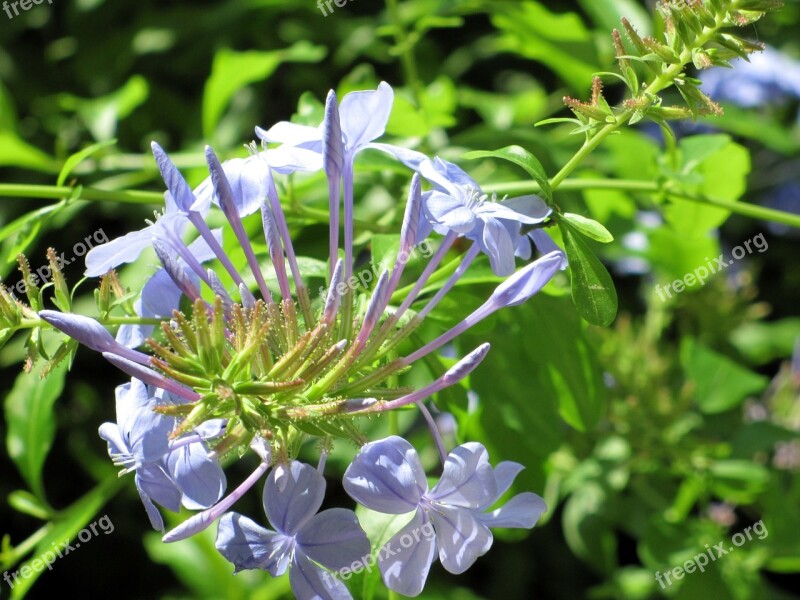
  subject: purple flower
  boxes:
[419,157,551,276]
[216,461,370,600]
[343,436,502,596]
[98,379,226,531]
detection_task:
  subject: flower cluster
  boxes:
[39,82,564,598]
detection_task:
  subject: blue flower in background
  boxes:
[216,461,370,600]
[701,46,800,107]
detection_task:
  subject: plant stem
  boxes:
[0,183,163,205]
[548,5,730,191]
[484,178,800,229]
[386,0,420,101]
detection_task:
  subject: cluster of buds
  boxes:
[563,0,778,129]
[38,82,565,598]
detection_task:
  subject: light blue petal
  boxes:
[136,463,182,514]
[267,146,324,173]
[499,195,552,223]
[98,422,127,456]
[128,399,172,464]
[137,485,165,531]
[186,228,223,264]
[367,143,429,171]
[479,492,547,529]
[115,300,152,349]
[257,121,322,147]
[428,442,496,509]
[491,461,525,501]
[296,508,370,572]
[480,217,516,276]
[343,436,427,515]
[530,230,568,269]
[421,157,479,194]
[339,82,393,153]
[195,419,227,439]
[290,550,354,600]
[265,461,326,536]
[114,379,149,437]
[84,227,154,276]
[378,510,436,597]
[429,504,492,575]
[426,192,476,234]
[216,512,292,575]
[193,156,267,217]
[140,269,183,321]
[167,442,226,510]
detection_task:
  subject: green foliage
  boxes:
[0,0,798,598]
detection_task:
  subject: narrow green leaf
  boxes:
[560,223,618,326]
[7,490,51,520]
[57,139,117,187]
[463,145,552,201]
[4,362,68,500]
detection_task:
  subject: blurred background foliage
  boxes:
[1,0,799,598]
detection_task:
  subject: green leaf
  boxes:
[463,145,552,202]
[7,490,51,520]
[562,213,614,243]
[680,338,769,414]
[0,131,57,172]
[730,319,800,365]
[560,223,618,327]
[524,295,607,432]
[370,233,401,273]
[58,76,150,141]
[8,476,124,599]
[563,481,617,573]
[4,362,68,500]
[202,43,326,138]
[664,136,751,236]
[57,139,117,187]
[577,0,651,35]
[491,3,599,90]
[460,295,605,494]
[708,460,770,504]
